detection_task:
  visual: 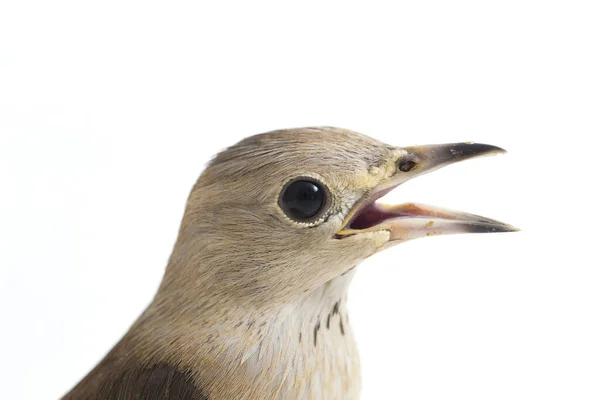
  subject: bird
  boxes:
[63,127,517,400]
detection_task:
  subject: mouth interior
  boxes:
[348,202,411,230]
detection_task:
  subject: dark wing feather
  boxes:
[64,362,209,400]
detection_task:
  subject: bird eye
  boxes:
[398,159,418,172]
[279,178,328,223]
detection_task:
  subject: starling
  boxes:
[64,127,516,399]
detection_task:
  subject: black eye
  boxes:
[279,179,328,222]
[398,159,418,172]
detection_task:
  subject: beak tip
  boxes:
[494,223,520,233]
[464,142,507,156]
[495,147,508,155]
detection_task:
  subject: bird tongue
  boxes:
[349,203,412,230]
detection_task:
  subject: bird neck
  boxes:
[134,268,360,399]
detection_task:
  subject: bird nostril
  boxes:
[398,159,417,172]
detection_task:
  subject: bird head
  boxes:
[163,127,516,308]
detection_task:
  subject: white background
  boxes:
[1,1,599,399]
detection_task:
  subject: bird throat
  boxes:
[231,268,361,399]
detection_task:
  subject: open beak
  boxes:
[336,142,518,242]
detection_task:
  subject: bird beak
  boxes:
[336,142,518,242]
